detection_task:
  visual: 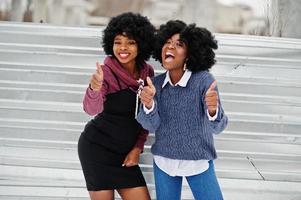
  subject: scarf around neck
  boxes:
[103,56,152,90]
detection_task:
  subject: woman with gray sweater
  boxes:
[137,20,228,200]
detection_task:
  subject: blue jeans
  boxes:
[153,160,224,200]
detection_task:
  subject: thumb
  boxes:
[206,80,217,94]
[146,77,155,90]
[96,62,103,75]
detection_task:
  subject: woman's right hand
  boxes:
[89,62,104,91]
[140,77,156,109]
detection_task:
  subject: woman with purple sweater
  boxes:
[78,12,155,200]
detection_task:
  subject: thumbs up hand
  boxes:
[90,62,104,91]
[139,77,156,109]
[205,80,218,116]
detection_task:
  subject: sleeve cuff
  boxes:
[207,106,219,121]
[143,101,155,114]
[87,87,101,99]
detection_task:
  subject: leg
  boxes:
[88,190,114,200]
[117,186,150,200]
[153,161,182,200]
[186,160,223,200]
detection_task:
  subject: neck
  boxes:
[121,61,139,79]
[169,68,185,85]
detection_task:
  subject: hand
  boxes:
[205,80,218,116]
[89,62,103,91]
[122,147,141,167]
[140,77,156,109]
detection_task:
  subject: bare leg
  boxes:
[117,186,150,200]
[89,190,114,200]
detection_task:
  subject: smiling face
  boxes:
[161,33,187,72]
[113,34,138,68]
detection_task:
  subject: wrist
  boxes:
[89,82,103,91]
[145,101,154,109]
[89,84,94,91]
[208,109,216,117]
[132,147,142,154]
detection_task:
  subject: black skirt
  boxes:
[78,85,147,191]
[78,134,146,191]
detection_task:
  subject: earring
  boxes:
[183,59,188,71]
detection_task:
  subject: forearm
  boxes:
[136,101,160,133]
[208,105,228,134]
[83,87,104,116]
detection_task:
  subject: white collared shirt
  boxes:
[162,69,192,88]
[144,70,218,176]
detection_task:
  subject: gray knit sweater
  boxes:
[136,71,228,160]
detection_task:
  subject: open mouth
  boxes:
[119,53,130,59]
[164,52,175,62]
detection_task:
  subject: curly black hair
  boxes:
[102,12,155,68]
[154,20,218,72]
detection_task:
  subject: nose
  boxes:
[167,42,175,49]
[120,44,127,50]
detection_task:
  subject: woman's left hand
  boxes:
[122,147,141,167]
[205,80,218,116]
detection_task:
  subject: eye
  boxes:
[175,41,184,48]
[114,41,121,45]
[165,40,172,45]
[128,40,137,45]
